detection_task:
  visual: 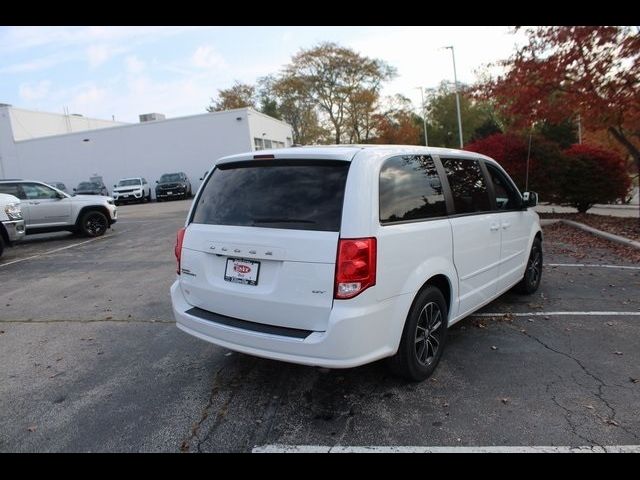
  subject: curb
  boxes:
[542,218,640,250]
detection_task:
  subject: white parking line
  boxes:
[253,444,640,453]
[546,263,640,270]
[473,311,640,317]
[0,232,122,268]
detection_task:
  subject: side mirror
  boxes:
[156,180,159,184]
[73,188,77,191]
[113,185,117,188]
[522,191,538,208]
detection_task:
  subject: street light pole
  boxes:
[416,87,428,146]
[445,46,464,148]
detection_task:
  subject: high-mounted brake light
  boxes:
[253,154,275,159]
[334,237,377,299]
[175,227,186,274]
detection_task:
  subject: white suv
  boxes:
[171,146,542,381]
[112,177,152,205]
[0,192,26,258]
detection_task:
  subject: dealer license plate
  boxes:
[224,258,260,286]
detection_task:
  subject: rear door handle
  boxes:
[490,224,500,232]
[29,201,40,205]
[502,222,511,230]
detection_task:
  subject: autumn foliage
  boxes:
[464,133,564,200]
[475,27,640,172]
[465,134,631,212]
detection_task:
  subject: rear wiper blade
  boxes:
[252,217,316,224]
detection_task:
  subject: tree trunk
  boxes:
[608,127,640,222]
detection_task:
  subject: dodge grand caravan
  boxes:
[171,146,542,381]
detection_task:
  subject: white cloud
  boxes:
[86,44,127,68]
[1,52,74,74]
[191,45,227,69]
[125,55,145,74]
[19,80,52,101]
[0,26,215,55]
[69,85,108,113]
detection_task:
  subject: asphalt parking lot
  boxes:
[1,201,639,452]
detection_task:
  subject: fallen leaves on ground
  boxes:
[539,212,640,242]
[542,223,640,263]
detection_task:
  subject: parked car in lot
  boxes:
[171,145,542,381]
[0,179,117,237]
[74,181,109,196]
[156,172,192,201]
[46,182,68,194]
[112,177,151,205]
[0,192,25,258]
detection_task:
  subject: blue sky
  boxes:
[0,26,526,123]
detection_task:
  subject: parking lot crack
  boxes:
[190,358,258,452]
[180,364,226,452]
[545,379,601,447]
[518,327,639,441]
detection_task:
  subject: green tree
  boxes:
[207,81,256,112]
[424,81,499,148]
[283,42,396,143]
[259,74,326,145]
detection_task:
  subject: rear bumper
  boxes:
[171,280,413,368]
[2,219,25,243]
[156,191,185,199]
[113,192,143,201]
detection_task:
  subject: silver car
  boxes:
[0,180,117,237]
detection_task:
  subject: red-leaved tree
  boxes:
[476,26,639,214]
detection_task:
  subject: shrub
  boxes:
[559,144,631,212]
[464,133,565,201]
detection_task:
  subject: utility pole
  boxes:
[577,113,582,144]
[445,46,464,148]
[416,87,428,146]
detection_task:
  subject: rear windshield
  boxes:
[118,179,141,186]
[191,160,350,232]
[160,174,181,182]
[78,182,99,189]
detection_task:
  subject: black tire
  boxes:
[514,237,543,294]
[148,191,152,203]
[80,210,108,237]
[389,286,448,382]
[0,234,5,258]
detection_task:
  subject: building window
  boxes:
[254,137,264,150]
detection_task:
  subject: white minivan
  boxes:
[171,146,542,381]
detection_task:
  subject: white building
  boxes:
[0,104,293,197]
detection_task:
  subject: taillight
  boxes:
[175,227,186,274]
[334,237,377,299]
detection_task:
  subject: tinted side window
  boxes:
[192,160,350,232]
[0,183,23,199]
[486,164,521,210]
[22,183,59,200]
[379,155,446,224]
[441,158,491,214]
